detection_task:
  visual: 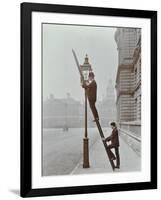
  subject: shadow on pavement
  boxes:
[9,189,19,196]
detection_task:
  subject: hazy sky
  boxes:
[43,24,118,102]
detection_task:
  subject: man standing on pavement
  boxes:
[103,122,120,169]
[82,71,99,122]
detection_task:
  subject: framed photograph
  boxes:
[20,2,157,197]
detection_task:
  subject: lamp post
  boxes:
[80,54,92,168]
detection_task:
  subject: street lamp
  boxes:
[80,54,92,168]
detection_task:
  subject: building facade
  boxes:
[115,28,141,136]
[43,93,84,129]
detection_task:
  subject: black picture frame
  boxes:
[20,2,157,198]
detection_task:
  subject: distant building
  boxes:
[115,28,141,136]
[43,80,117,129]
[97,79,116,127]
[43,93,84,128]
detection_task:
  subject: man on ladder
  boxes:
[103,122,120,169]
[72,49,116,170]
[82,71,99,122]
[82,71,120,170]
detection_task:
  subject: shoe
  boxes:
[115,166,120,169]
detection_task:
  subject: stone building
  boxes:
[43,79,117,129]
[43,93,84,129]
[115,28,141,136]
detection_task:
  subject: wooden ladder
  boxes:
[89,106,115,171]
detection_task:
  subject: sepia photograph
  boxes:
[42,24,141,176]
[21,3,157,197]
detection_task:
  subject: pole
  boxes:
[72,49,90,168]
[83,88,90,168]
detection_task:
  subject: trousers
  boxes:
[107,145,120,167]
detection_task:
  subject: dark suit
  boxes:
[87,80,97,101]
[105,128,120,168]
[86,80,99,119]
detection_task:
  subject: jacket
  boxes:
[86,80,97,102]
[106,128,120,147]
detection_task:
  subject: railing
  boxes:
[118,128,141,156]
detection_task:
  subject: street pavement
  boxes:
[43,128,140,176]
[42,128,99,176]
[71,131,141,174]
